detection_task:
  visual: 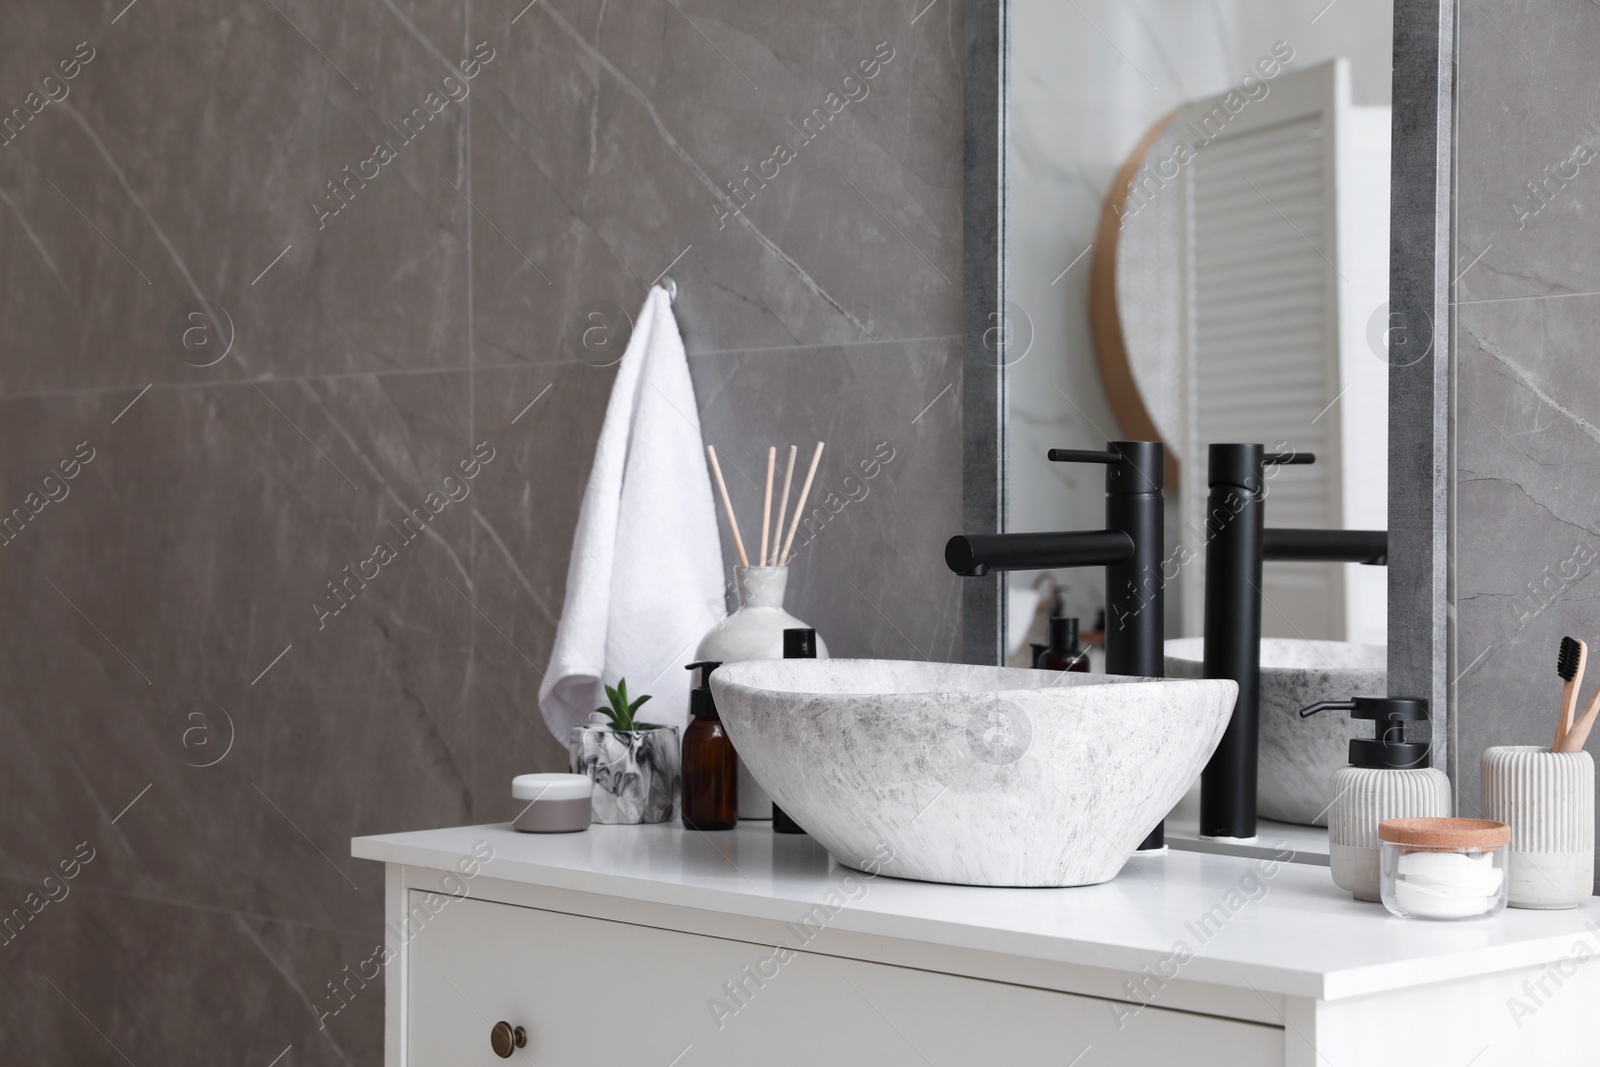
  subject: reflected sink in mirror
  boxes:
[710,660,1237,887]
[1165,638,1386,827]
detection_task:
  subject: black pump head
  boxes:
[1048,615,1080,653]
[783,629,817,659]
[1300,696,1431,769]
[685,660,721,719]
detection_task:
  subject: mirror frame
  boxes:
[961,0,1008,670]
[960,0,1453,758]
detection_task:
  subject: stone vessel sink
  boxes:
[1164,638,1386,827]
[710,660,1237,888]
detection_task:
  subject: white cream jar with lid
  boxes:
[1379,817,1510,920]
[511,773,593,833]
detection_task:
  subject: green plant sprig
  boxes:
[595,678,652,732]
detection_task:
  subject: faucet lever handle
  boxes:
[1047,448,1119,464]
[1264,451,1316,466]
[1299,699,1358,719]
[1050,441,1164,493]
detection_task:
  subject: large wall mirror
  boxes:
[961,0,1452,833]
[1007,2,1394,651]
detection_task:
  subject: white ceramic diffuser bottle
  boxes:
[695,566,828,819]
[1301,696,1451,902]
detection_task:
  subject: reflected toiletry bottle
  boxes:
[681,661,738,831]
[1036,616,1090,673]
[696,566,829,821]
[772,628,815,835]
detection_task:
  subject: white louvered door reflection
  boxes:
[1187,109,1339,638]
[1166,59,1388,642]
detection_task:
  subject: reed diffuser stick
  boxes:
[770,445,797,566]
[778,441,825,566]
[760,446,775,568]
[706,445,749,567]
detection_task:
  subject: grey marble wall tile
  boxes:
[465,0,961,365]
[18,887,381,1067]
[1452,0,1600,893]
[0,0,969,1058]
[0,870,76,1065]
[1453,295,1600,874]
[467,363,616,801]
[0,0,473,393]
[1454,0,1600,303]
[0,374,478,932]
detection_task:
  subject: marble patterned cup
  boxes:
[1480,746,1594,910]
[568,725,681,825]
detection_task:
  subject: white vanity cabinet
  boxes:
[356,824,1600,1067]
[405,895,1280,1066]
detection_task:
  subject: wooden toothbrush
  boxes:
[1556,644,1600,754]
[1557,694,1600,753]
[1554,636,1587,751]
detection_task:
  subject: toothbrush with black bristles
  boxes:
[1554,636,1587,751]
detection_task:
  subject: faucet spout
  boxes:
[944,440,1164,681]
[1263,528,1387,565]
[944,530,1134,577]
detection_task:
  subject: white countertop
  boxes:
[353,822,1600,1002]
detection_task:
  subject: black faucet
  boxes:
[946,441,1166,849]
[1198,443,1387,841]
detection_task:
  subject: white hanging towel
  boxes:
[539,285,726,741]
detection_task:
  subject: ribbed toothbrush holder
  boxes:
[1480,746,1594,909]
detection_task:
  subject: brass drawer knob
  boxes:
[490,1021,527,1058]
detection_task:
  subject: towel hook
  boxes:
[662,275,678,305]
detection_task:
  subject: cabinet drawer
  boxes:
[406,894,1282,1067]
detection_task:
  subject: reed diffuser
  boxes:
[697,440,830,820]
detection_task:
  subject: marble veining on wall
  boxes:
[0,1,963,1062]
[1452,0,1600,892]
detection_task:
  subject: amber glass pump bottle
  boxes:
[681,660,738,831]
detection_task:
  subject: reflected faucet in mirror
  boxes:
[1199,443,1387,843]
[946,440,1167,850]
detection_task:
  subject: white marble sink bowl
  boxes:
[710,659,1237,887]
[1165,638,1386,827]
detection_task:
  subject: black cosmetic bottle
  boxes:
[772,628,816,835]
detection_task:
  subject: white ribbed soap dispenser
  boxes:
[1301,696,1451,902]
